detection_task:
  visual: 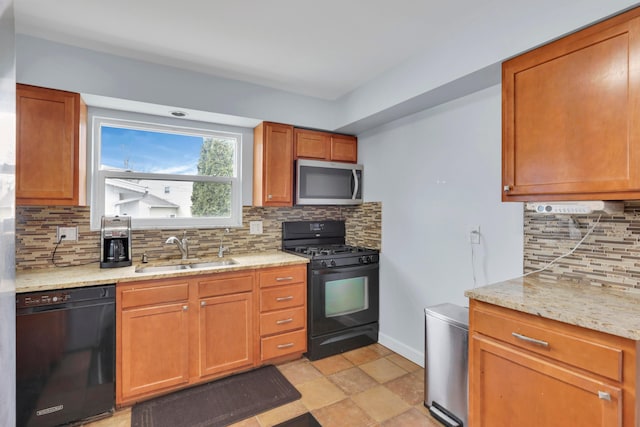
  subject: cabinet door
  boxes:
[120,302,190,402]
[502,14,640,201]
[16,84,86,205]
[253,122,293,206]
[294,129,330,160]
[199,292,253,378]
[331,134,357,163]
[469,334,622,427]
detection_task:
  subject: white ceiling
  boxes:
[14,0,478,101]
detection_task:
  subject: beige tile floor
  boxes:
[86,344,443,427]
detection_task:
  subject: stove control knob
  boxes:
[359,257,365,264]
[330,259,337,267]
[360,256,368,264]
[320,260,327,268]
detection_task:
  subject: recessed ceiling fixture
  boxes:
[170,110,187,117]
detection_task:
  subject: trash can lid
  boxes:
[424,303,469,328]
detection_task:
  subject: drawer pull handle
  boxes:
[276,296,294,302]
[277,342,294,349]
[276,318,294,325]
[598,391,611,401]
[276,276,294,281]
[511,332,549,348]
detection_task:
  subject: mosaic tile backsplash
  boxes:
[16,202,381,270]
[524,201,640,289]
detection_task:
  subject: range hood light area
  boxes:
[526,201,624,215]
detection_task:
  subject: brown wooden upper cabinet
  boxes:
[502,7,640,201]
[253,122,294,206]
[16,84,87,206]
[294,128,357,163]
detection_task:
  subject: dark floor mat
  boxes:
[131,365,301,427]
[274,412,322,427]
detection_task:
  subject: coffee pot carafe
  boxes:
[100,216,132,268]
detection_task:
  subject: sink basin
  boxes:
[189,260,237,269]
[135,264,191,273]
[135,259,237,273]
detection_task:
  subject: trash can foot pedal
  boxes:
[428,402,462,427]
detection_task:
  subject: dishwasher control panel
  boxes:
[17,291,71,308]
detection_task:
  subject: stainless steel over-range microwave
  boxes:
[296,159,363,205]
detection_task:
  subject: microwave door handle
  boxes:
[351,169,359,200]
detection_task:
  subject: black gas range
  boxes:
[282,220,379,360]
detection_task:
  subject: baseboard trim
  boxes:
[378,332,424,367]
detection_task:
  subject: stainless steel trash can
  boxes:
[424,303,469,427]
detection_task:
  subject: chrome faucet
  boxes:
[218,228,230,258]
[166,231,189,260]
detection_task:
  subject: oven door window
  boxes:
[311,263,379,336]
[325,277,368,317]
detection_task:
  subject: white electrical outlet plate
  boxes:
[57,226,78,241]
[249,221,263,235]
[470,226,480,244]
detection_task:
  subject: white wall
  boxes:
[359,84,523,364]
[16,35,338,131]
[336,0,640,133]
[16,1,640,135]
[0,0,16,425]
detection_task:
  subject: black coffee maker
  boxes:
[100,215,132,268]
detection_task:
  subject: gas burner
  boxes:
[282,221,379,267]
[292,244,369,257]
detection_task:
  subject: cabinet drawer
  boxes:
[260,284,305,312]
[473,306,622,381]
[260,307,305,336]
[121,282,189,309]
[261,329,306,361]
[197,272,254,298]
[259,266,306,288]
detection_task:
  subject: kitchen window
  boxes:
[90,116,242,230]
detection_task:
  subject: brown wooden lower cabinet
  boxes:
[116,265,307,407]
[198,292,253,378]
[258,265,307,363]
[120,302,190,401]
[468,300,636,427]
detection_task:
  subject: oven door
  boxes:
[309,263,379,337]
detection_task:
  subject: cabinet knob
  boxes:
[268,194,273,199]
[503,185,511,192]
[200,301,206,307]
[598,391,612,401]
[182,305,188,311]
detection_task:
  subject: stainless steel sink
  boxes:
[188,260,237,269]
[135,259,237,273]
[134,264,191,273]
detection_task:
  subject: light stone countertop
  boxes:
[465,275,640,341]
[16,251,309,293]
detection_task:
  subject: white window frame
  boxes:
[90,115,242,230]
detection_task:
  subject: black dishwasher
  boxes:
[16,285,115,427]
